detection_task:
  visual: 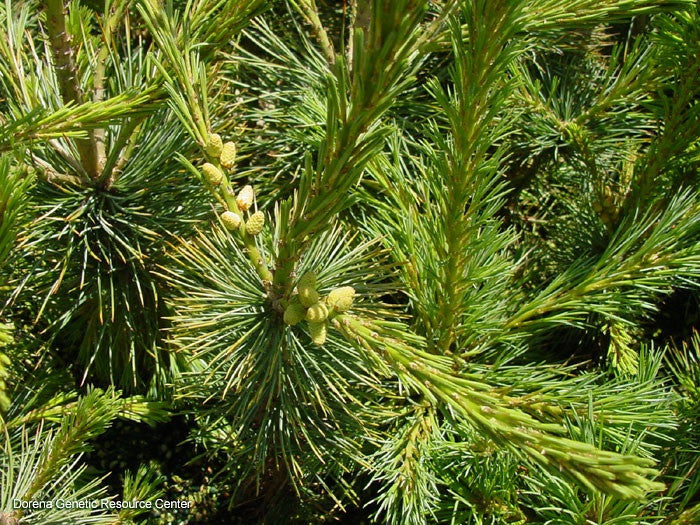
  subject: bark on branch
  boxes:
[44,0,101,179]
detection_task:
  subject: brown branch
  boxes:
[31,154,84,186]
[346,0,357,71]
[44,0,101,178]
[92,1,131,185]
[295,0,335,65]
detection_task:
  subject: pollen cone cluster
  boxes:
[593,186,619,228]
[283,275,355,346]
[212,179,266,238]
[201,133,237,187]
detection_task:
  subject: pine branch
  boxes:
[427,1,692,52]
[139,1,275,286]
[0,92,158,154]
[369,406,441,525]
[332,313,666,499]
[138,2,210,144]
[1,420,117,524]
[1,389,123,523]
[6,392,170,429]
[629,9,700,205]
[521,0,693,32]
[273,0,432,297]
[501,191,700,339]
[0,157,30,276]
[429,1,524,353]
[186,0,268,49]
[117,464,165,523]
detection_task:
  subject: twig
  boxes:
[44,0,101,179]
[291,0,335,65]
[31,154,84,186]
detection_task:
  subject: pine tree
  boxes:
[1,0,699,524]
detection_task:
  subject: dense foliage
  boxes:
[0,0,698,523]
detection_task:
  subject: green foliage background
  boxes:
[0,0,698,523]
